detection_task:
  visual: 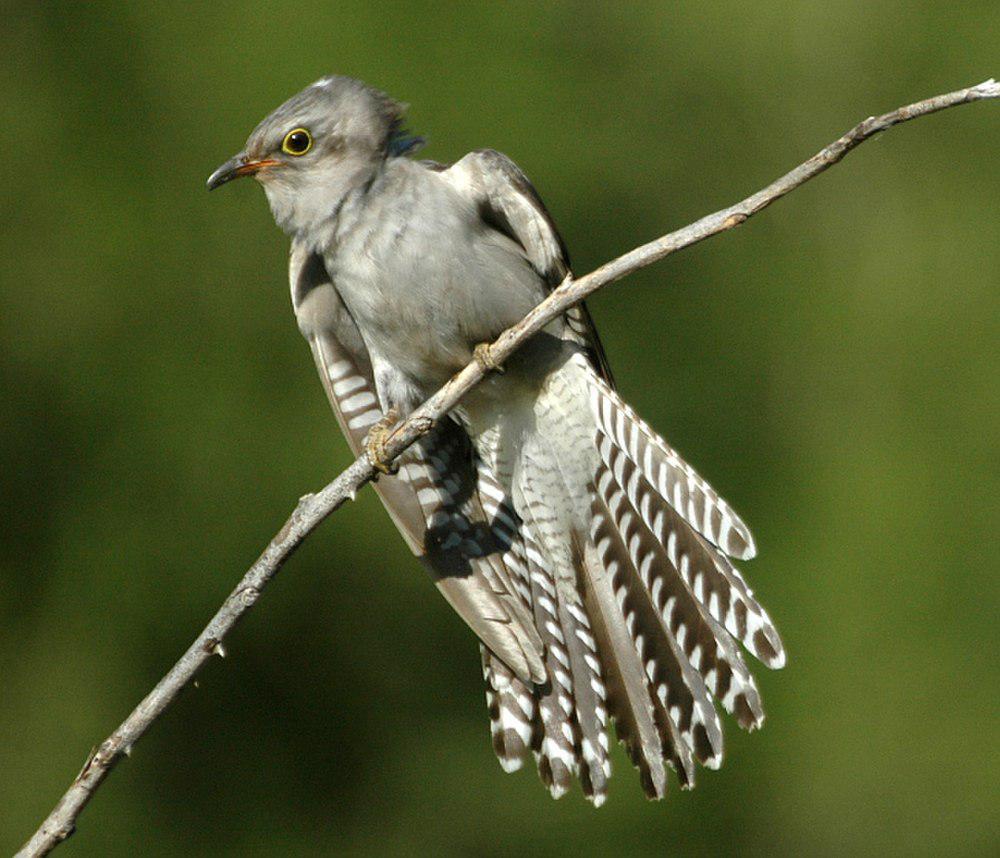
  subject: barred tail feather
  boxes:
[474,467,577,795]
[481,646,534,773]
[521,530,581,798]
[595,432,785,671]
[552,592,611,804]
[596,485,725,762]
[595,465,763,735]
[519,478,611,805]
[580,517,669,798]
[586,365,757,561]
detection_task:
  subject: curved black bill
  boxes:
[206,155,280,190]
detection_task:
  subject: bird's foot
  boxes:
[364,408,400,476]
[473,342,504,374]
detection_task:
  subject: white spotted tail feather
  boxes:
[588,368,758,563]
[472,354,784,802]
[586,367,785,671]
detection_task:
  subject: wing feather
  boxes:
[290,242,544,683]
[442,149,613,385]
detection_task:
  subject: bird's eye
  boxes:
[282,128,313,156]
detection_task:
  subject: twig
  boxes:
[16,77,998,858]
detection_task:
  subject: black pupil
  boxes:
[288,131,308,152]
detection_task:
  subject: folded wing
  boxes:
[290,242,545,684]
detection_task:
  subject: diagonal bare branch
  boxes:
[16,77,999,858]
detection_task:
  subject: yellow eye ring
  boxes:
[282,128,313,156]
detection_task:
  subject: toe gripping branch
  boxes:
[365,341,501,479]
[365,409,400,476]
[473,343,504,374]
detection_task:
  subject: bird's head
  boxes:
[207,76,419,240]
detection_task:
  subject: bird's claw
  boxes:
[473,342,504,373]
[365,410,400,476]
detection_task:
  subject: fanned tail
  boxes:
[471,354,784,801]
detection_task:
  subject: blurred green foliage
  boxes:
[2,2,997,855]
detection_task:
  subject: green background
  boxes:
[2,3,997,855]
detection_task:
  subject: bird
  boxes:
[207,75,785,805]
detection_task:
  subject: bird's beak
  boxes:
[206,154,281,190]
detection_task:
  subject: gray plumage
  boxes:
[208,74,785,804]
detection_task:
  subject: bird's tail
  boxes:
[479,353,785,804]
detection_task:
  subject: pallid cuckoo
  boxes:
[207,75,785,804]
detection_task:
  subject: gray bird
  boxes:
[208,75,785,804]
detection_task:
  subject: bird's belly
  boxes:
[334,258,540,395]
[341,280,473,385]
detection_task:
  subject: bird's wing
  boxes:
[441,149,615,385]
[289,241,544,683]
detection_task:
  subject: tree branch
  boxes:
[16,77,998,858]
